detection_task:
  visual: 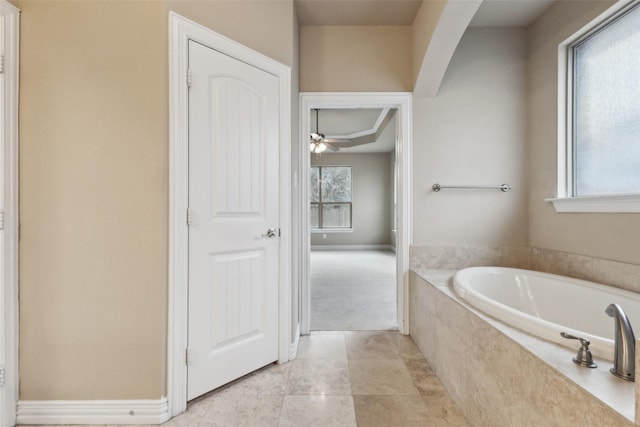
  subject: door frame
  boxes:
[168,12,291,417]
[0,2,19,426]
[299,93,412,335]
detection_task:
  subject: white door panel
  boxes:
[187,40,280,400]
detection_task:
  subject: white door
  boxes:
[187,40,280,400]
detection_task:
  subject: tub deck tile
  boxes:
[410,268,635,427]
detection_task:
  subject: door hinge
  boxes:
[185,347,192,366]
[186,208,192,226]
[0,55,4,74]
[187,69,192,88]
[0,366,5,387]
[0,210,4,230]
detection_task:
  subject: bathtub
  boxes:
[453,267,640,361]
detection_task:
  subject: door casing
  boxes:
[168,12,291,417]
[0,2,19,426]
[299,93,412,335]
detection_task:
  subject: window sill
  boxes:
[546,194,640,213]
[311,228,353,233]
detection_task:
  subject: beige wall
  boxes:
[527,1,640,265]
[299,2,448,92]
[163,1,295,67]
[17,0,297,401]
[299,26,412,92]
[17,0,167,399]
[412,27,528,247]
[311,153,392,246]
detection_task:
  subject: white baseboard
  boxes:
[310,244,394,251]
[289,322,301,360]
[16,398,170,425]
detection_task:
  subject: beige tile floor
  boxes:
[26,331,469,427]
[165,331,469,427]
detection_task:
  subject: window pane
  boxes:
[310,204,319,228]
[322,204,351,228]
[574,5,640,196]
[310,167,320,202]
[321,167,352,202]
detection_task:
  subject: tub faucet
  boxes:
[605,303,635,381]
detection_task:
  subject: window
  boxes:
[550,2,640,212]
[310,166,352,229]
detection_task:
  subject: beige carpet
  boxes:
[310,249,397,331]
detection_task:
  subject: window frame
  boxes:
[310,165,353,231]
[548,0,640,213]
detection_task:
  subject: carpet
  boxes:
[310,249,398,331]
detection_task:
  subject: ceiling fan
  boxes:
[310,109,351,153]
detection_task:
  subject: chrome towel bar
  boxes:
[432,183,511,192]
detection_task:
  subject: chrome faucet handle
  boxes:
[560,332,589,346]
[561,332,597,368]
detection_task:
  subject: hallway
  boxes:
[162,331,468,426]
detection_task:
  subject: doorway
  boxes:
[308,108,398,330]
[299,93,412,336]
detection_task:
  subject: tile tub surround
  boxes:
[529,247,640,294]
[410,269,636,426]
[410,245,640,294]
[409,245,530,270]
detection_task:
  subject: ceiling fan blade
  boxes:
[325,143,339,152]
[323,138,351,144]
[329,133,376,148]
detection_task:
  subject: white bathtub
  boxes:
[453,267,640,361]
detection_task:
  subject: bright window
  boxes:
[571,3,640,196]
[310,166,352,229]
[550,2,640,213]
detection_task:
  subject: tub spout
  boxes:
[605,303,635,381]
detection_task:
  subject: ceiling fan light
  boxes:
[310,141,327,153]
[310,110,330,153]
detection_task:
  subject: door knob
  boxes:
[261,228,278,238]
